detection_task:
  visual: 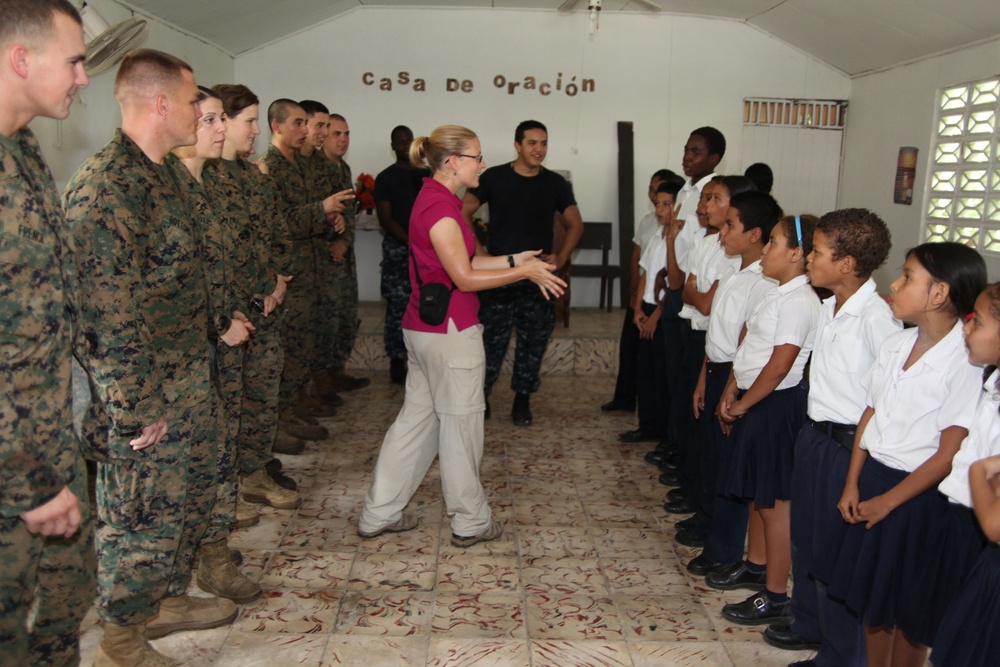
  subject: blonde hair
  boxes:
[410,125,478,173]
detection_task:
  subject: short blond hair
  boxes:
[114,49,193,105]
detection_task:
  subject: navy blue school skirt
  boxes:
[931,544,1000,667]
[826,456,943,629]
[723,384,806,507]
[899,501,988,647]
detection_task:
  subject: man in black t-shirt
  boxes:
[374,125,429,384]
[462,120,583,426]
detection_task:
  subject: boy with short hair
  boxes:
[763,209,899,667]
[626,182,683,444]
[684,191,781,578]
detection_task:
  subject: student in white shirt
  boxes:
[668,176,752,519]
[830,243,986,667]
[604,170,683,413]
[684,192,780,578]
[764,209,900,665]
[674,127,726,267]
[622,182,682,444]
[713,215,821,625]
[910,284,1000,666]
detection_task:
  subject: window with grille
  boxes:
[923,77,1000,252]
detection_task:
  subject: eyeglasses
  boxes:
[455,153,484,163]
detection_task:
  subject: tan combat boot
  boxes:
[196,540,263,604]
[295,386,337,419]
[94,622,188,667]
[234,497,259,528]
[272,429,306,455]
[145,594,237,640]
[278,406,328,440]
[240,468,301,509]
[308,370,345,406]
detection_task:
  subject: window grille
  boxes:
[923,77,1000,253]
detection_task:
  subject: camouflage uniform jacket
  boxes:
[202,158,284,331]
[0,128,79,516]
[64,130,213,443]
[166,154,233,339]
[312,152,356,248]
[260,145,330,243]
[239,159,292,277]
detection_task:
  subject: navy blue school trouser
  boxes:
[609,305,639,408]
[635,302,668,438]
[660,290,686,453]
[700,361,749,564]
[678,329,706,496]
[791,424,865,667]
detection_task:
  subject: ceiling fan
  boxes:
[558,0,663,12]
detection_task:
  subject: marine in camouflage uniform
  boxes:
[0,127,95,667]
[206,157,287,476]
[315,135,361,380]
[64,128,223,626]
[260,143,329,412]
[301,148,343,379]
[167,153,242,548]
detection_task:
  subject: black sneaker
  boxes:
[512,393,532,426]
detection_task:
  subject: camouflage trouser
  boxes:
[202,341,244,546]
[380,239,410,362]
[279,240,319,409]
[313,238,340,373]
[0,455,95,667]
[238,327,283,475]
[479,280,556,396]
[329,248,360,373]
[94,393,221,625]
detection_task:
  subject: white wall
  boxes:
[236,7,850,304]
[29,0,234,190]
[840,36,1000,287]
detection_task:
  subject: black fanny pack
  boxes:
[411,245,454,326]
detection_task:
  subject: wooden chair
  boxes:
[558,222,619,326]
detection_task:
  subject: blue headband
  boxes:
[794,215,803,249]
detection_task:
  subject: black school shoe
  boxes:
[706,561,767,591]
[722,591,792,626]
[664,498,697,514]
[674,529,705,548]
[601,399,635,412]
[763,620,822,651]
[667,488,688,503]
[658,470,680,486]
[620,429,659,444]
[686,554,731,576]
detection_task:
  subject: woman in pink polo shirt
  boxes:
[357,125,565,548]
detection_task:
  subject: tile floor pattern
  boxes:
[78,375,816,667]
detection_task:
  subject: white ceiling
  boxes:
[116,0,1000,76]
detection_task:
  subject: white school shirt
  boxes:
[733,273,820,391]
[638,230,667,306]
[633,211,660,250]
[679,232,742,331]
[859,322,982,472]
[938,369,1000,507]
[705,261,775,363]
[807,279,901,425]
[674,172,714,274]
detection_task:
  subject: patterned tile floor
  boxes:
[78,373,817,666]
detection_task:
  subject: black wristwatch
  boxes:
[507,255,515,268]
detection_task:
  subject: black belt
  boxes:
[807,418,856,451]
[706,361,732,372]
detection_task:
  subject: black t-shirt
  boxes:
[467,164,576,256]
[373,163,430,231]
